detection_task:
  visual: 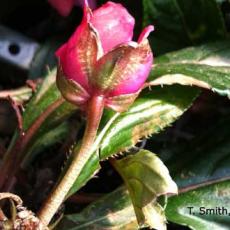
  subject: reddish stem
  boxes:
[38,95,104,226]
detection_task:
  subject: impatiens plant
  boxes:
[0,0,230,229]
[39,0,156,226]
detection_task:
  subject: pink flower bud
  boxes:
[91,1,134,53]
[56,1,154,112]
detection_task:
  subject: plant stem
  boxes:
[0,97,65,191]
[38,95,105,226]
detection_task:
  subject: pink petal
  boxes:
[48,0,74,17]
[91,1,135,53]
[56,4,99,91]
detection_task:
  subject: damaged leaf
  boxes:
[58,186,167,230]
[57,187,138,230]
[112,150,177,229]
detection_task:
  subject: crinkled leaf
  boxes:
[57,186,166,230]
[140,202,166,230]
[67,85,197,196]
[143,0,227,55]
[149,41,230,98]
[113,150,177,229]
[57,187,137,230]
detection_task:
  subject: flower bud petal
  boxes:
[91,1,135,53]
[56,5,102,91]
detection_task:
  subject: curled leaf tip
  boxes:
[138,25,154,44]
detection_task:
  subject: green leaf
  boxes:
[57,186,165,230]
[149,41,230,98]
[100,86,198,160]
[18,69,76,166]
[57,187,137,230]
[166,180,230,230]
[0,86,33,104]
[162,117,230,229]
[143,0,227,55]
[113,150,177,229]
[21,122,70,168]
[68,85,198,197]
[23,69,75,132]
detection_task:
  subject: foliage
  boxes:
[0,0,230,229]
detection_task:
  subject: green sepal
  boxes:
[56,65,90,106]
